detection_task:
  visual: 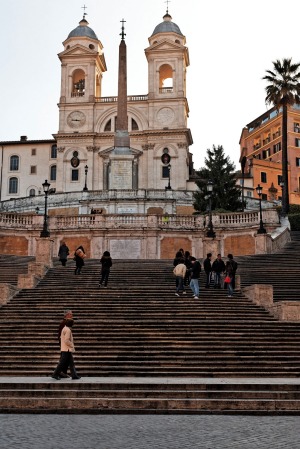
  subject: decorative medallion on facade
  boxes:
[71,151,80,167]
[157,107,175,125]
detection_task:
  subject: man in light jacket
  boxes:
[173,262,187,297]
[52,319,80,380]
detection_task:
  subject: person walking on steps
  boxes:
[189,257,201,299]
[56,309,73,378]
[58,241,69,267]
[204,253,212,288]
[183,250,192,287]
[173,261,187,297]
[227,253,238,290]
[224,260,234,297]
[74,245,86,275]
[99,251,112,288]
[212,254,225,289]
[52,318,81,380]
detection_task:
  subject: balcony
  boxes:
[159,87,173,94]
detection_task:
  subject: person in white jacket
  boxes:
[173,262,187,297]
[51,319,81,380]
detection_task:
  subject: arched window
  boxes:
[10,155,19,171]
[104,119,112,132]
[29,189,35,197]
[131,119,139,131]
[159,64,173,93]
[9,177,18,194]
[72,69,85,97]
[51,145,57,159]
[50,165,57,181]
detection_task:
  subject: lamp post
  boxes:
[256,183,266,234]
[206,179,216,238]
[241,156,247,212]
[83,165,88,191]
[40,179,50,238]
[279,181,284,215]
[165,164,172,190]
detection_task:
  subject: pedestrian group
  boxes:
[173,250,238,299]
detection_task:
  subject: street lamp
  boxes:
[206,179,216,238]
[83,165,88,191]
[241,156,247,212]
[165,164,172,190]
[255,183,266,234]
[40,179,50,238]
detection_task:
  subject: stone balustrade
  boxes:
[0,210,279,232]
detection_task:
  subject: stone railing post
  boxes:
[202,238,220,259]
[35,237,54,267]
[243,284,273,310]
[0,283,19,306]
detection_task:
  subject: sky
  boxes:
[1,0,300,171]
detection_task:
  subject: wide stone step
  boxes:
[0,378,300,413]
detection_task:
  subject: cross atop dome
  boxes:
[165,0,171,15]
[120,18,126,41]
[81,4,88,19]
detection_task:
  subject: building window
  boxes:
[131,119,139,131]
[50,165,57,181]
[262,193,268,201]
[10,155,19,171]
[31,148,36,156]
[295,138,300,147]
[273,142,281,153]
[261,172,267,183]
[295,123,300,133]
[71,169,79,181]
[29,189,35,197]
[30,166,36,174]
[104,119,111,132]
[9,177,18,194]
[51,145,57,159]
[246,191,252,197]
[262,148,270,159]
[278,175,283,185]
[296,158,300,167]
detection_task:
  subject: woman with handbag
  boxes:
[224,260,234,297]
[74,245,86,275]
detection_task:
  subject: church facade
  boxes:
[0,11,197,215]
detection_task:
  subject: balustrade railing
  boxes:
[0,210,279,232]
[95,95,148,103]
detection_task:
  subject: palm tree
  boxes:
[263,58,300,215]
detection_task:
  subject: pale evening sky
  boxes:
[1,0,299,171]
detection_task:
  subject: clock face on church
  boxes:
[67,111,86,128]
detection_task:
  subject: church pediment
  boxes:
[145,39,184,53]
[58,44,97,58]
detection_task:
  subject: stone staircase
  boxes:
[238,231,300,302]
[0,254,34,285]
[0,238,300,413]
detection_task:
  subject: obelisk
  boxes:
[114,19,130,151]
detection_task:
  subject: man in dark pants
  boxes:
[203,253,212,288]
[212,254,225,288]
[52,319,80,380]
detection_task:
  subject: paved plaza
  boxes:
[1,414,300,449]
